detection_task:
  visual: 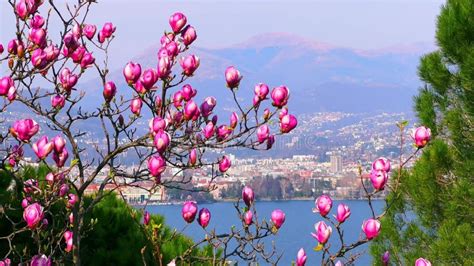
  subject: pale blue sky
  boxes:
[1,0,444,68]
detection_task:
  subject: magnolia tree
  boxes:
[0,1,432,265]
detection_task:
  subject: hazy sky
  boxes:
[1,0,444,68]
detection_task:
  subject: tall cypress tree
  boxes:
[371,0,474,264]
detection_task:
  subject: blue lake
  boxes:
[147,200,384,265]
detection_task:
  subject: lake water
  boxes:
[147,200,384,265]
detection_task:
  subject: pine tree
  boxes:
[371,0,474,264]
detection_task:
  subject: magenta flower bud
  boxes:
[67,193,77,208]
[313,195,332,217]
[100,22,116,38]
[169,12,187,33]
[80,52,95,69]
[244,210,253,225]
[59,183,69,197]
[21,198,29,208]
[15,0,29,20]
[11,118,39,142]
[148,155,167,177]
[219,155,231,173]
[23,203,44,229]
[50,94,65,110]
[0,44,3,54]
[372,157,391,172]
[157,55,172,79]
[45,172,55,185]
[370,169,388,191]
[242,186,254,206]
[59,68,78,92]
[279,107,288,120]
[30,15,45,29]
[83,24,97,40]
[415,258,431,266]
[412,126,431,148]
[180,55,200,76]
[189,148,197,166]
[52,135,66,153]
[254,83,269,100]
[29,28,47,47]
[97,31,106,44]
[173,91,184,108]
[72,23,82,38]
[200,97,217,117]
[271,86,290,108]
[229,112,238,129]
[53,148,68,168]
[64,230,73,252]
[181,25,197,46]
[123,62,142,85]
[103,81,117,102]
[267,135,275,149]
[181,84,197,101]
[70,46,85,63]
[7,85,16,102]
[133,81,146,95]
[334,203,351,223]
[130,98,143,115]
[33,136,54,159]
[154,130,170,154]
[181,201,198,223]
[44,44,59,61]
[24,179,38,194]
[311,221,332,244]
[184,100,199,120]
[7,39,18,55]
[362,218,381,240]
[144,211,151,226]
[225,66,242,89]
[211,115,218,125]
[63,33,79,52]
[203,122,215,139]
[271,209,285,229]
[296,248,307,266]
[217,125,232,141]
[172,111,184,125]
[160,33,175,45]
[198,208,211,228]
[140,68,158,90]
[0,76,14,96]
[382,251,390,265]
[252,95,261,107]
[280,114,298,133]
[30,254,51,266]
[31,49,47,69]
[257,125,270,143]
[149,117,167,135]
[165,41,179,57]
[263,108,271,121]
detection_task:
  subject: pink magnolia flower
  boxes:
[372,157,391,172]
[180,55,200,76]
[45,172,55,185]
[184,100,199,120]
[100,22,116,39]
[15,0,30,20]
[242,186,254,206]
[51,94,65,109]
[103,81,117,102]
[59,183,69,197]
[181,201,198,223]
[44,44,59,61]
[189,149,197,166]
[382,251,390,265]
[52,135,66,153]
[80,52,95,69]
[412,126,431,148]
[279,107,288,120]
[165,41,179,57]
[271,209,285,229]
[198,208,211,228]
[271,86,290,108]
[72,23,82,38]
[203,122,215,139]
[280,114,298,133]
[52,148,68,168]
[144,211,151,226]
[296,248,307,266]
[67,194,77,208]
[200,97,216,117]
[263,108,271,121]
[0,44,3,54]
[29,28,47,47]
[244,210,253,225]
[415,258,431,266]
[23,203,44,229]
[23,179,38,194]
[219,155,231,173]
[6,85,16,102]
[31,48,47,69]
[216,125,232,141]
[149,117,168,135]
[267,135,275,149]
[225,66,242,89]
[362,218,381,240]
[257,125,270,143]
[140,68,158,90]
[59,68,78,92]
[254,83,269,100]
[181,84,197,101]
[229,112,238,129]
[169,12,187,33]
[130,98,143,115]
[148,155,166,177]
[0,76,14,96]
[11,119,39,142]
[70,46,85,63]
[157,55,172,79]
[334,203,351,223]
[370,169,388,191]
[313,195,332,217]
[63,33,79,53]
[32,136,54,159]
[83,24,97,40]
[312,221,332,244]
[0,258,11,266]
[154,130,170,154]
[160,32,175,45]
[30,15,45,29]
[30,254,51,266]
[64,231,73,252]
[181,25,197,46]
[123,62,142,85]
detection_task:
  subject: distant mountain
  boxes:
[78,32,436,114]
